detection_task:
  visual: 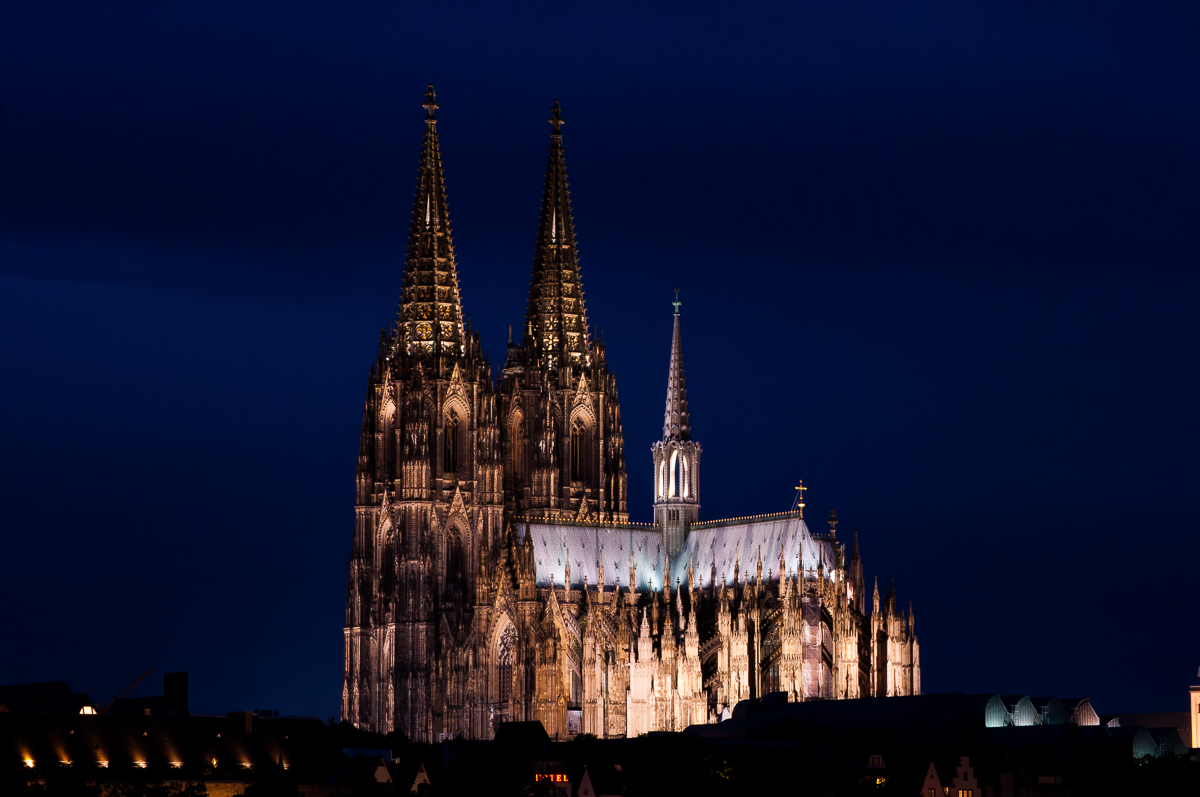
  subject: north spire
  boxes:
[398,83,466,359]
[663,290,690,441]
[524,99,590,372]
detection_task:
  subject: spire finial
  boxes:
[549,98,564,136]
[793,479,807,518]
[423,83,438,122]
[661,289,691,440]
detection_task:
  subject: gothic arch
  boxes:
[488,612,517,704]
[568,402,595,429]
[442,399,468,476]
[508,406,526,482]
[442,395,470,427]
[569,413,593,484]
[379,397,396,426]
[443,519,469,596]
[378,397,397,473]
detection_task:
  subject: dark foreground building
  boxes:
[5,677,1197,795]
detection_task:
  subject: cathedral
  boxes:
[342,86,920,741]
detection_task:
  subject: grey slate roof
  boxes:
[521,512,834,591]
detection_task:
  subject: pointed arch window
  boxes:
[570,418,587,483]
[444,413,460,475]
[569,669,582,709]
[446,530,466,596]
[511,414,525,482]
[497,624,515,704]
[668,449,677,497]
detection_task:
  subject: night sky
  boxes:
[2,3,1197,722]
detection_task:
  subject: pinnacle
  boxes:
[662,297,690,440]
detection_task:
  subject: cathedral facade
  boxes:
[342,87,919,741]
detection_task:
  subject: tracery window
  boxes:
[444,413,460,475]
[569,669,582,709]
[763,662,780,695]
[497,624,515,704]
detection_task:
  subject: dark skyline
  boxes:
[2,3,1197,721]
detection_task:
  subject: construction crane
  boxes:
[101,668,152,714]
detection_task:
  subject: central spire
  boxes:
[663,290,690,440]
[398,83,466,359]
[524,99,590,372]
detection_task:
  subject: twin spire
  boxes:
[398,89,591,374]
[398,84,465,359]
[524,99,591,372]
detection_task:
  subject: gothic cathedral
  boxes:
[343,87,919,741]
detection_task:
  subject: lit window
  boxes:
[79,706,97,715]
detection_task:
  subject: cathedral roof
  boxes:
[678,514,834,590]
[663,295,690,441]
[519,512,835,592]
[523,100,591,372]
[397,84,466,359]
[521,522,665,592]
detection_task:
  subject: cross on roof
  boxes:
[423,83,438,120]
[672,288,681,314]
[549,99,564,135]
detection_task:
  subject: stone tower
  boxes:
[343,85,504,740]
[653,294,701,559]
[500,99,628,523]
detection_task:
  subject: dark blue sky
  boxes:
[1,3,1197,720]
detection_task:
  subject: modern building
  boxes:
[342,86,919,741]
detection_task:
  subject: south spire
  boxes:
[398,83,466,359]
